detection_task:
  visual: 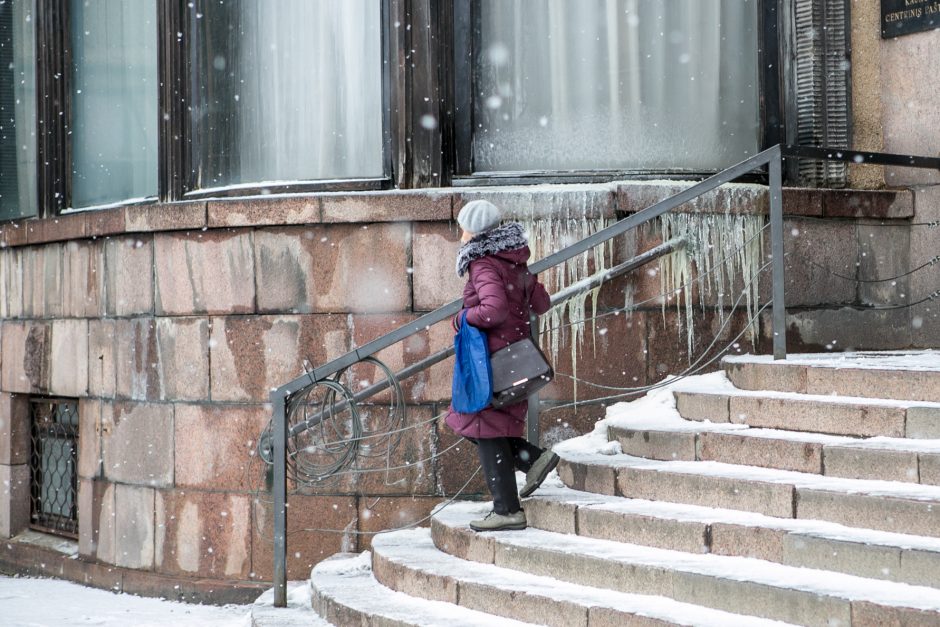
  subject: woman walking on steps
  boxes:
[445,199,560,532]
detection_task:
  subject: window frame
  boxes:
[449,0,784,186]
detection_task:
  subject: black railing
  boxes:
[263,144,940,606]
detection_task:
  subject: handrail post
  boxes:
[527,311,540,444]
[769,146,787,360]
[272,391,288,607]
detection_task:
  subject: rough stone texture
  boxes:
[796,489,940,538]
[78,479,100,558]
[156,490,252,580]
[372,549,459,604]
[557,459,617,496]
[523,497,579,535]
[430,516,496,564]
[674,391,730,422]
[616,181,767,217]
[900,547,940,589]
[851,602,940,627]
[0,220,28,248]
[823,446,919,483]
[910,185,940,348]
[174,404,268,491]
[698,432,824,475]
[645,310,755,388]
[577,507,709,554]
[618,467,796,518]
[723,360,807,394]
[804,366,925,402]
[782,534,901,582]
[88,317,209,401]
[126,202,206,232]
[49,319,88,397]
[322,190,452,223]
[0,392,30,466]
[255,223,412,314]
[77,398,102,480]
[434,415,487,497]
[919,453,940,485]
[459,185,616,221]
[21,240,104,319]
[91,482,116,564]
[209,314,349,402]
[609,427,696,462]
[783,218,857,307]
[672,571,852,627]
[589,607,674,627]
[1,321,50,393]
[85,207,126,238]
[824,190,913,219]
[709,523,785,562]
[847,0,885,190]
[412,222,464,311]
[355,496,440,552]
[154,229,255,315]
[353,406,439,496]
[771,307,913,353]
[458,579,589,627]
[0,247,24,319]
[880,30,940,187]
[101,401,174,487]
[728,395,905,438]
[113,484,156,569]
[208,196,320,228]
[541,309,647,402]
[347,313,452,404]
[857,222,911,308]
[103,236,154,316]
[906,406,940,439]
[0,464,29,538]
[26,213,87,244]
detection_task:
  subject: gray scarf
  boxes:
[455,222,528,277]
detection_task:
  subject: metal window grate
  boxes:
[29,398,79,539]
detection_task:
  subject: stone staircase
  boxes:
[302,352,940,626]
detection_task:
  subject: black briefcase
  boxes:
[489,337,554,408]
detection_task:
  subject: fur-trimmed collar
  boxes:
[455,222,528,277]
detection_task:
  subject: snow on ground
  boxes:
[0,575,318,627]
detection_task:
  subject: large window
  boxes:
[70,0,158,208]
[0,0,37,220]
[469,0,760,173]
[188,0,384,192]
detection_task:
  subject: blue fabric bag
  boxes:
[451,311,492,413]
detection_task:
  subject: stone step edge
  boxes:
[607,422,940,484]
[510,486,940,588]
[373,528,796,627]
[309,552,538,627]
[556,449,940,538]
[427,508,940,620]
[721,352,940,373]
[514,484,940,555]
[557,448,940,503]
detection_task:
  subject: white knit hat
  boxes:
[457,199,502,234]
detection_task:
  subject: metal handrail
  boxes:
[268,144,939,605]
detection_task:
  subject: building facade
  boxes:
[0,0,938,602]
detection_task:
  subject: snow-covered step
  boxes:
[514,486,940,588]
[557,450,940,538]
[309,551,539,627]
[608,422,940,485]
[429,506,940,627]
[723,352,940,407]
[673,387,940,439]
[373,528,796,627]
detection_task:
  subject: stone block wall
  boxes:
[0,182,930,588]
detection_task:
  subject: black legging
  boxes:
[469,437,545,515]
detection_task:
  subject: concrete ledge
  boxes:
[0,535,266,605]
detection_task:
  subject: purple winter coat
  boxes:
[445,244,551,439]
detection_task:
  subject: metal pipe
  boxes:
[769,146,787,360]
[271,392,288,607]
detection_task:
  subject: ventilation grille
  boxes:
[793,0,850,187]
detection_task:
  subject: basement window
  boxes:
[29,398,79,539]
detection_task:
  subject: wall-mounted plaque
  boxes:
[882,0,940,38]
